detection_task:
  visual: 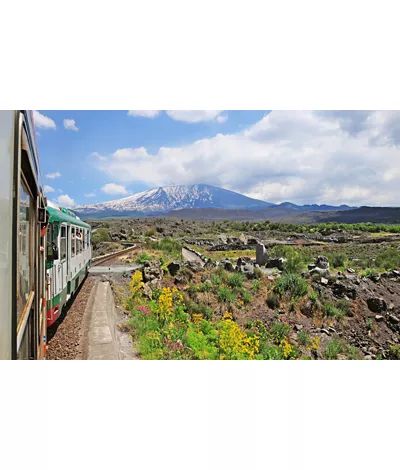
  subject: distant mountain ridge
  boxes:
[73,184,274,217]
[73,184,357,218]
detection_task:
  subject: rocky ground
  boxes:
[87,218,400,359]
[47,277,95,360]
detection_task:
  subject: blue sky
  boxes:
[36,110,268,207]
[35,110,400,208]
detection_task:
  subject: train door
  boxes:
[60,224,68,294]
[16,154,37,359]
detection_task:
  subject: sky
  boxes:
[35,110,400,208]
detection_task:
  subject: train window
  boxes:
[60,225,67,261]
[71,227,75,257]
[79,230,83,253]
[17,178,33,326]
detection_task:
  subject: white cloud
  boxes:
[33,111,56,130]
[63,119,79,131]
[84,192,96,197]
[101,183,129,195]
[166,110,225,123]
[128,110,161,118]
[96,111,400,206]
[216,114,228,124]
[56,194,75,208]
[44,185,55,193]
[46,171,61,179]
[91,151,107,161]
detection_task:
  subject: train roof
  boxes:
[47,204,91,229]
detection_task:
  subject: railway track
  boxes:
[91,244,139,266]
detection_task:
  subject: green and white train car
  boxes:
[46,201,91,326]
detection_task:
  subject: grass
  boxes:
[206,249,256,261]
[269,321,291,344]
[251,279,262,293]
[217,286,236,303]
[324,338,343,359]
[297,331,310,346]
[323,302,346,320]
[135,251,152,263]
[242,291,252,304]
[274,273,308,299]
[227,272,246,288]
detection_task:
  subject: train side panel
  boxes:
[46,206,91,326]
[0,111,15,359]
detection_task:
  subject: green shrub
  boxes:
[274,273,308,299]
[269,321,291,344]
[251,279,262,292]
[227,272,246,289]
[135,251,152,264]
[309,291,319,305]
[270,246,306,273]
[336,299,351,315]
[198,281,212,293]
[262,343,285,360]
[347,345,359,360]
[375,248,400,270]
[253,267,263,279]
[217,287,236,303]
[266,292,280,309]
[242,291,252,304]
[144,227,157,237]
[92,228,111,244]
[211,273,223,287]
[389,345,400,359]
[324,338,343,359]
[297,330,310,346]
[189,302,214,321]
[323,303,345,319]
[366,318,373,331]
[328,252,348,269]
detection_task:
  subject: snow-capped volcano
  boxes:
[73,184,273,217]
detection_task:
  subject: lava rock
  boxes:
[316,255,330,270]
[265,257,286,270]
[367,297,387,313]
[256,243,269,266]
[221,259,235,272]
[236,263,255,279]
[185,260,204,273]
[167,261,182,276]
[143,260,163,284]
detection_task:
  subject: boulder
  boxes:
[185,260,204,273]
[316,255,330,271]
[310,267,330,277]
[221,259,235,272]
[256,243,270,266]
[237,257,253,266]
[265,257,286,271]
[367,297,387,313]
[332,281,346,297]
[236,263,255,279]
[143,260,163,284]
[167,261,182,276]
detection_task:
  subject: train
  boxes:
[0,110,92,360]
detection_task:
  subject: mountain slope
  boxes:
[74,184,274,216]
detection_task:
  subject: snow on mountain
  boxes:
[73,184,274,216]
